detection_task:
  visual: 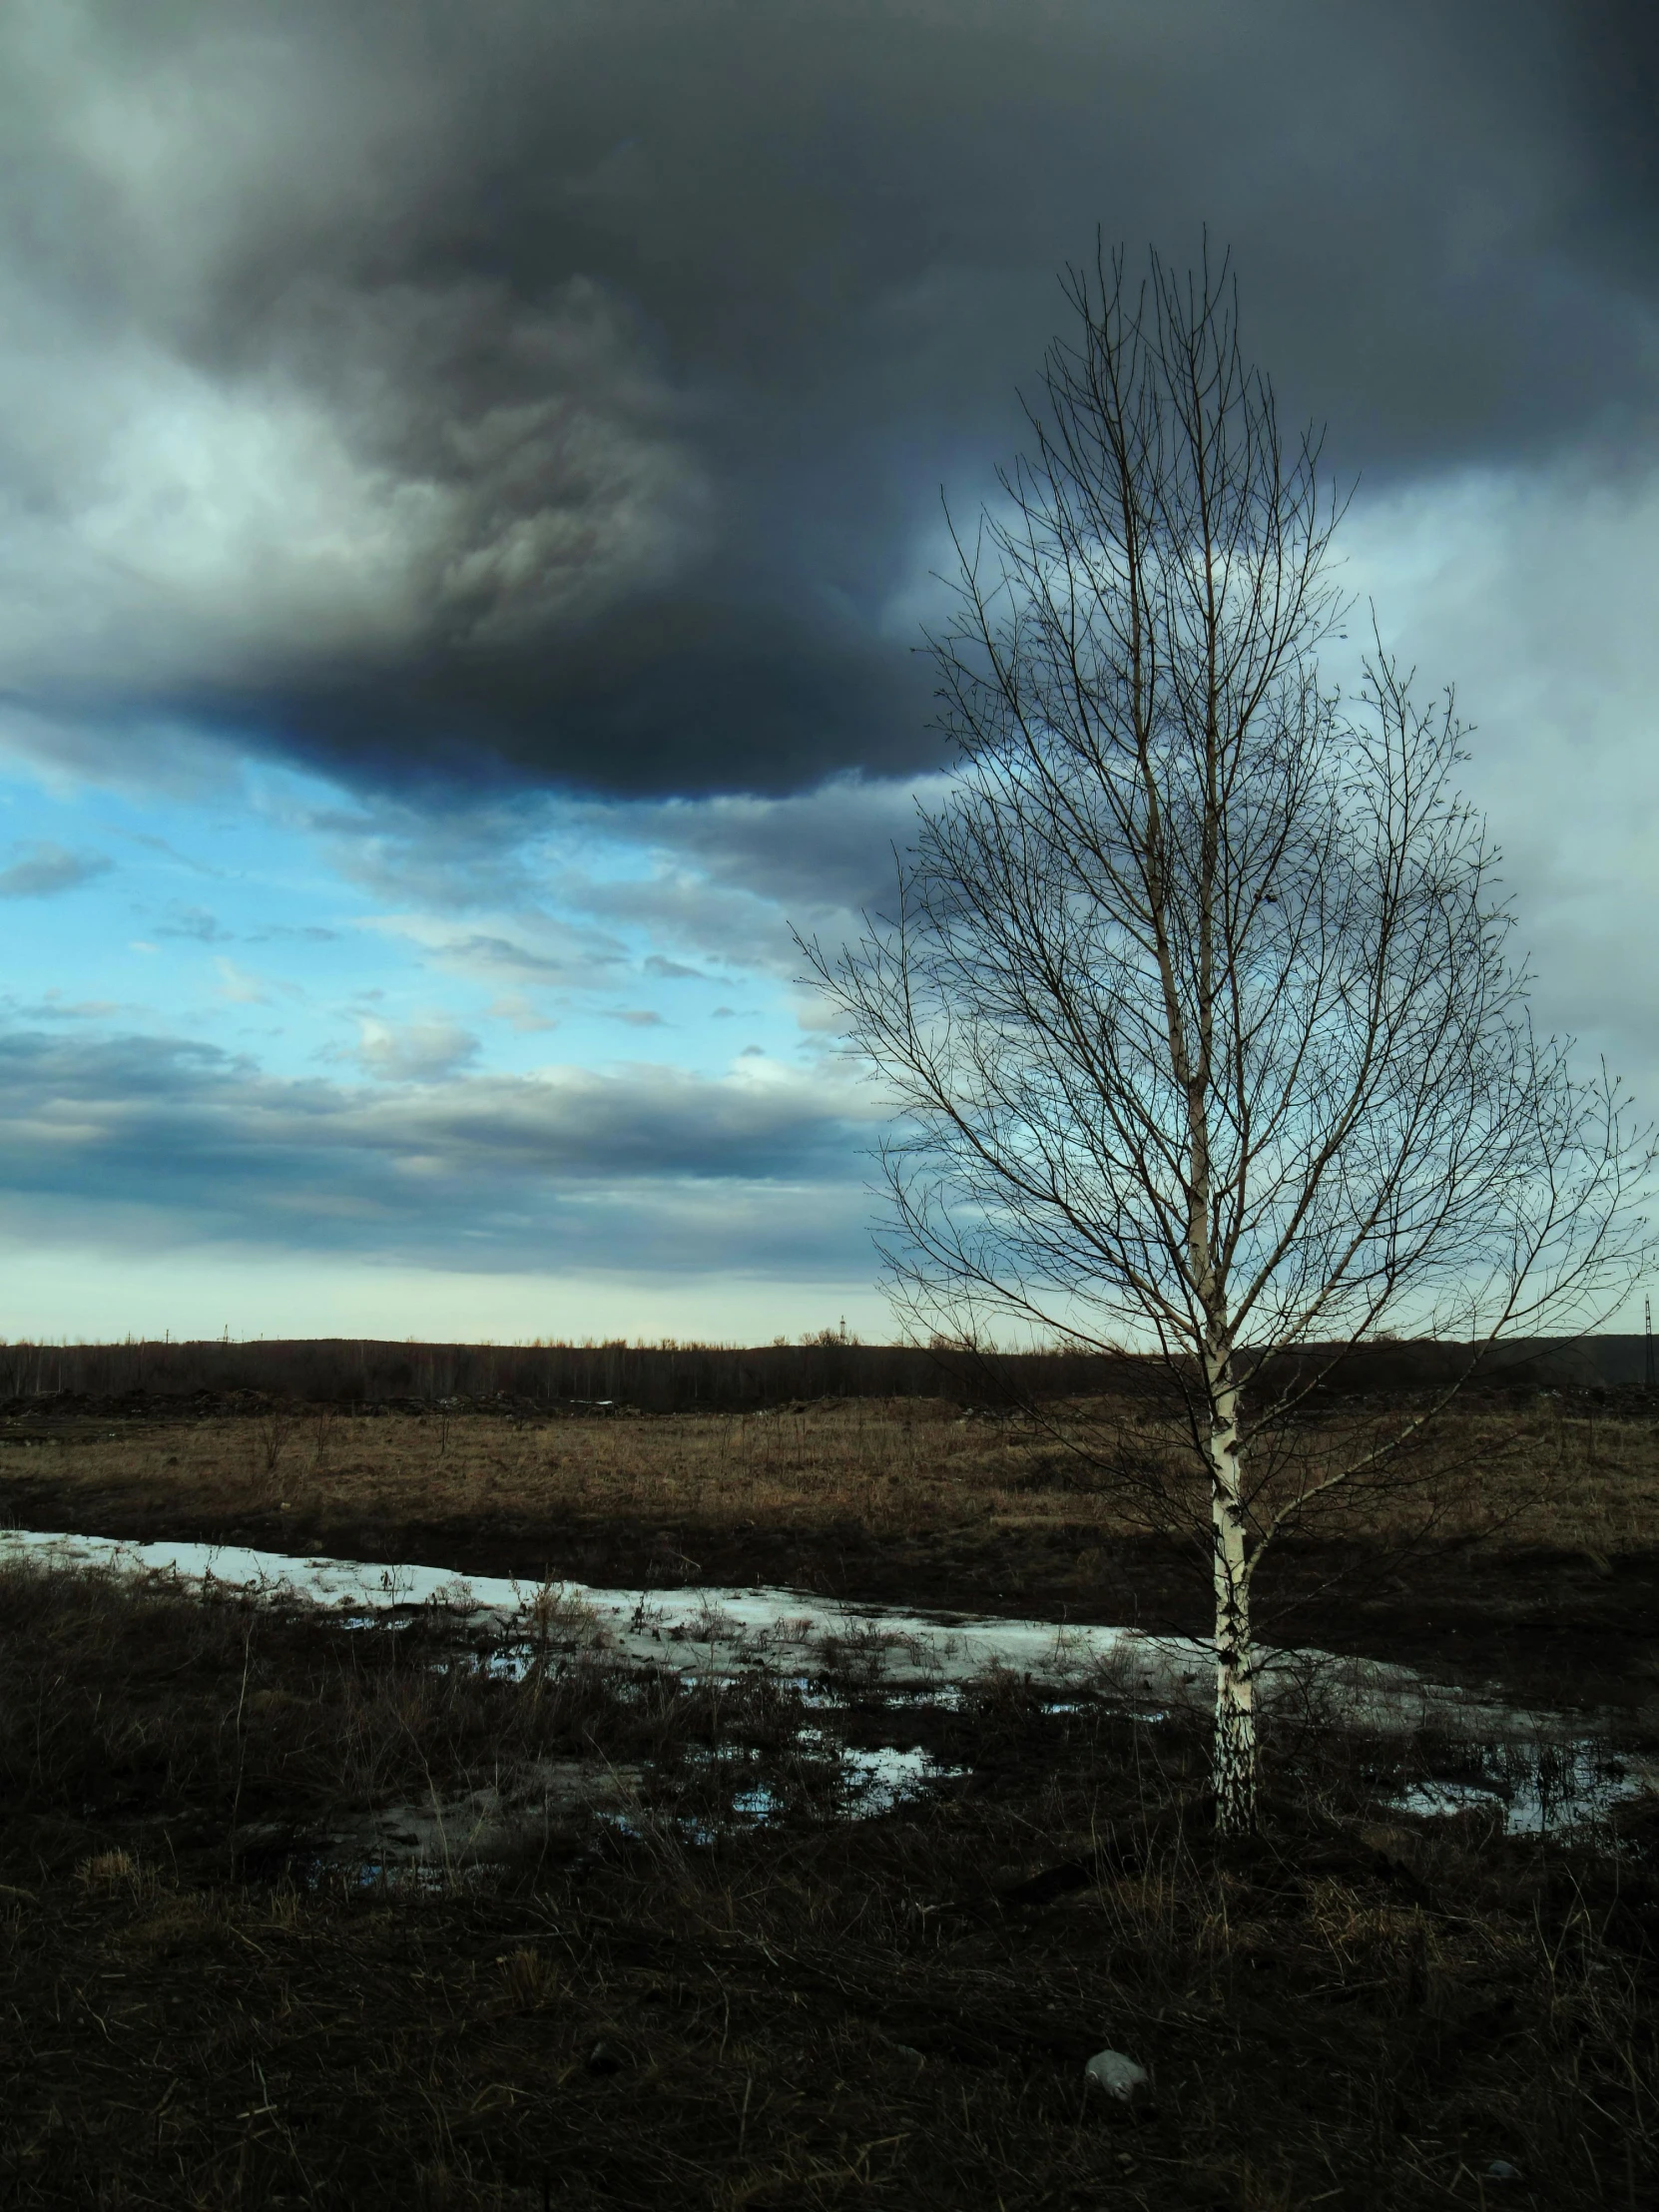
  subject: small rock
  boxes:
[1485,2162,1522,2184]
[1084,2048,1152,2111]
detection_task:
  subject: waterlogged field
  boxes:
[0,1560,1655,2212]
[0,1391,1656,2208]
[2,1391,1657,1698]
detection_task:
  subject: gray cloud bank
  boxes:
[0,1029,876,1274]
[2,0,1655,801]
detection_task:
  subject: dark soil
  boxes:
[2,1561,1655,2211]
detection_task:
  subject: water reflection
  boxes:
[1392,1738,1651,1834]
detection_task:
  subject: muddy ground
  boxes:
[1,1392,1657,1715]
[1,1561,1654,2212]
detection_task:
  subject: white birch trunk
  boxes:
[1206,1349,1257,1833]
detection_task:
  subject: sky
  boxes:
[0,0,1657,1344]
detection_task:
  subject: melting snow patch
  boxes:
[838,1744,970,1815]
[0,1526,1627,1745]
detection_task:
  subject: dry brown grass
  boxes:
[7,1392,1659,1557]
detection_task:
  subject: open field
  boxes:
[4,1384,1656,2205]
[1,1561,1654,2212]
[2,1391,1658,1708]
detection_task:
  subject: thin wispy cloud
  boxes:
[0,840,111,898]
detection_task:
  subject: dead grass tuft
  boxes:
[497,1944,561,2010]
[74,1849,142,1896]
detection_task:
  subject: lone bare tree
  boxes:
[802,245,1649,1833]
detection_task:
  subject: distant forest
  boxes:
[0,1334,1650,1409]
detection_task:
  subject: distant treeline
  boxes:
[0,1333,1650,1410]
[0,1337,1068,1410]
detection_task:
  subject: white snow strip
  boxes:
[0,1525,1557,1735]
[0,1524,1171,1676]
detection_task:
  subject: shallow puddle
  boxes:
[246,1733,977,1891]
[1391,1737,1654,1835]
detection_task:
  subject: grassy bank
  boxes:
[1,1564,1654,2210]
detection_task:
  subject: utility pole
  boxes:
[1645,1296,1655,1391]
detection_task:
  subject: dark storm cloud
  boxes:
[0,1028,875,1273]
[609,780,933,917]
[1556,0,1659,282]
[0,0,1653,801]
